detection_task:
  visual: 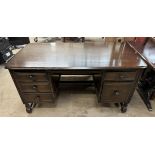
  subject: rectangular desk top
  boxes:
[6,41,146,70]
[128,38,155,70]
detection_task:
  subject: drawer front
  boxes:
[23,93,55,103]
[14,72,48,82]
[49,70,102,75]
[104,71,137,81]
[19,82,51,93]
[101,82,134,103]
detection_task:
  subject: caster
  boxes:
[121,106,127,113]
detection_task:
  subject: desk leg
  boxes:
[25,96,40,113]
[120,102,128,113]
[25,102,34,113]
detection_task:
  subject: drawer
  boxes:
[19,82,52,93]
[104,71,137,81]
[101,82,134,103]
[14,72,48,82]
[23,93,55,103]
[49,70,102,75]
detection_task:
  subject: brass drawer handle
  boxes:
[32,85,37,89]
[28,75,34,79]
[114,90,120,96]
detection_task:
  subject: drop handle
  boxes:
[32,85,37,89]
[114,90,120,96]
[29,75,34,79]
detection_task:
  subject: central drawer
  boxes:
[104,71,137,81]
[19,82,52,93]
[101,82,134,103]
[49,70,102,75]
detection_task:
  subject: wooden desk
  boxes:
[128,38,155,111]
[6,42,146,113]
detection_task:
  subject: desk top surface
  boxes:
[128,38,155,70]
[6,41,146,70]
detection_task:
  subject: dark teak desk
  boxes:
[6,42,146,113]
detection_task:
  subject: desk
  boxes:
[5,42,146,113]
[128,38,155,111]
